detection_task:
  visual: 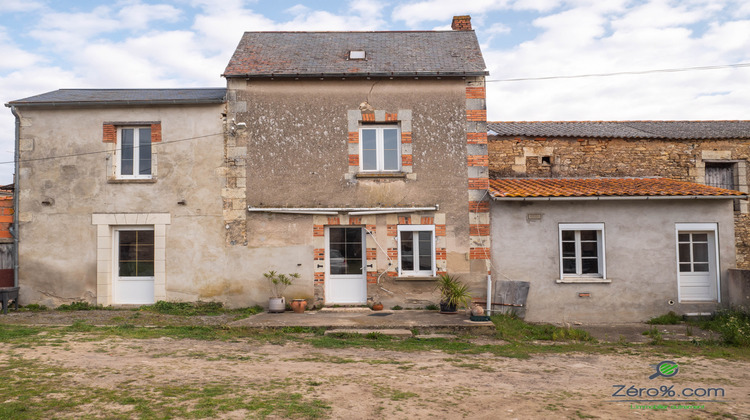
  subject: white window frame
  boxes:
[397,224,436,277]
[359,125,401,172]
[117,126,152,179]
[558,223,606,280]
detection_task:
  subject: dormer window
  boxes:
[349,50,366,60]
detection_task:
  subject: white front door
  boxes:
[114,228,155,304]
[325,226,366,304]
[677,229,718,302]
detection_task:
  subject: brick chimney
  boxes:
[451,15,472,31]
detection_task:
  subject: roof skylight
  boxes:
[349,50,366,60]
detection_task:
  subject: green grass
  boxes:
[56,301,113,311]
[694,308,750,346]
[647,311,683,325]
[0,354,331,419]
[138,300,264,317]
[491,313,594,342]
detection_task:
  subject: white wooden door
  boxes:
[114,228,155,304]
[677,231,718,301]
[325,227,366,304]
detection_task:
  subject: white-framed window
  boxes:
[397,225,435,276]
[559,223,606,279]
[360,125,400,172]
[117,127,152,179]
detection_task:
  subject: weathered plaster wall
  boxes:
[491,199,736,323]
[224,78,489,306]
[16,104,233,306]
[489,135,750,268]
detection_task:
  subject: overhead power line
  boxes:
[487,62,750,82]
[0,132,223,166]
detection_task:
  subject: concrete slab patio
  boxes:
[228,309,496,334]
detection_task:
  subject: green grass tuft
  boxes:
[647,311,683,325]
[56,301,111,311]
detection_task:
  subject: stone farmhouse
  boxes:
[5,17,748,322]
[6,16,491,310]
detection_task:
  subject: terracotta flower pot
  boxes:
[291,299,307,313]
[371,303,384,311]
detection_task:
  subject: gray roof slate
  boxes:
[7,88,227,107]
[487,121,750,140]
[223,31,487,77]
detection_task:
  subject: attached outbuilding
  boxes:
[489,177,746,323]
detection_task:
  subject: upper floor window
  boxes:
[360,125,400,172]
[118,127,152,179]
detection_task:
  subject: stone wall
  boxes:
[489,135,750,268]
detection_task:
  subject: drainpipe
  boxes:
[10,106,19,288]
[486,275,492,316]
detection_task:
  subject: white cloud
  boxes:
[485,0,750,121]
[117,3,183,30]
[0,0,44,13]
[511,0,562,12]
[0,28,41,70]
[392,0,511,26]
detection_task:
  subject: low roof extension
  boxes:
[488,121,750,140]
[223,31,487,78]
[489,177,747,201]
[6,88,227,108]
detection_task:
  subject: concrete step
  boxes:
[324,328,413,338]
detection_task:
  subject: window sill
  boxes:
[355,172,407,179]
[393,276,438,282]
[108,178,157,184]
[556,277,611,284]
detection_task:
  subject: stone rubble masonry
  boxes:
[489,134,750,268]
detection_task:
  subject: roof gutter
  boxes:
[491,195,748,201]
[247,206,439,215]
[5,99,227,108]
[225,71,488,79]
[9,106,19,288]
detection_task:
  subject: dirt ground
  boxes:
[0,329,748,417]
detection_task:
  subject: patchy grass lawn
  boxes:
[0,310,749,418]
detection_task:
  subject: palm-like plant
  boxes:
[436,274,472,311]
[264,270,299,298]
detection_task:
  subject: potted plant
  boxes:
[264,270,299,313]
[436,274,471,314]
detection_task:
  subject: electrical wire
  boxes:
[486,62,750,83]
[0,132,224,166]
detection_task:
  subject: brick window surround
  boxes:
[346,109,413,179]
[103,121,161,182]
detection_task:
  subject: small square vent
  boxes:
[349,50,366,60]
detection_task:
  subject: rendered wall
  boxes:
[224,78,490,307]
[15,104,230,306]
[491,199,735,323]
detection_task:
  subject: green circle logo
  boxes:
[650,361,679,379]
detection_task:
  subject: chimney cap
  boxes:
[451,15,472,31]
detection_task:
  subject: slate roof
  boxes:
[223,31,487,78]
[487,121,750,140]
[489,178,747,199]
[6,88,227,107]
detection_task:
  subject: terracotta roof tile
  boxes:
[489,178,746,199]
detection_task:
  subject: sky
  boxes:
[0,0,749,184]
